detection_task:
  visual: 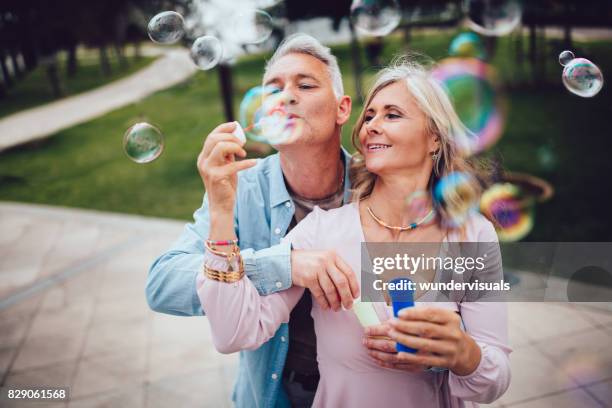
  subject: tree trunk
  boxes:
[0,49,13,87]
[44,54,63,98]
[514,27,524,85]
[67,45,78,77]
[348,22,364,104]
[133,41,141,59]
[114,43,128,70]
[403,24,412,53]
[21,40,38,72]
[563,24,572,50]
[484,36,497,60]
[99,46,112,76]
[528,24,537,85]
[563,2,573,49]
[540,26,547,83]
[9,50,23,79]
[218,63,234,122]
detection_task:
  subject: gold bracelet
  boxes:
[203,255,245,283]
[205,266,244,283]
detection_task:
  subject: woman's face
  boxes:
[358,81,439,177]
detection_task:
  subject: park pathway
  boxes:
[0,47,196,153]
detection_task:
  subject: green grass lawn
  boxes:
[0,48,155,118]
[0,31,611,241]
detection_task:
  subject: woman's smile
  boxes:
[366,143,393,153]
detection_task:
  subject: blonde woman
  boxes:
[198,58,511,407]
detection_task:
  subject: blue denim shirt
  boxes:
[146,148,352,407]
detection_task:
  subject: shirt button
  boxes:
[281,336,286,342]
[285,202,291,208]
[271,373,278,380]
[275,281,282,289]
[274,227,281,235]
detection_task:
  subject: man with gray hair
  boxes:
[147,33,358,407]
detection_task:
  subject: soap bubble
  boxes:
[431,58,506,156]
[239,85,304,145]
[465,0,522,37]
[350,0,402,37]
[123,123,164,163]
[226,9,274,45]
[558,50,575,67]
[190,36,223,70]
[148,11,185,44]
[434,172,480,228]
[480,183,534,241]
[537,145,557,171]
[449,32,486,60]
[562,57,604,98]
[405,190,431,221]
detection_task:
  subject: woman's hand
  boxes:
[197,122,257,214]
[386,306,482,376]
[362,323,428,372]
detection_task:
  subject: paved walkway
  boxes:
[0,48,197,153]
[0,201,611,407]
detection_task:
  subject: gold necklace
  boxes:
[367,206,435,232]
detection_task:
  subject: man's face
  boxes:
[263,53,350,146]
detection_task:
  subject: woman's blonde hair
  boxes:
[350,56,487,229]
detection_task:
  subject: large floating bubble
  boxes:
[226,9,274,45]
[148,11,185,44]
[480,183,534,241]
[350,0,402,37]
[449,32,486,60]
[465,0,522,37]
[190,36,223,70]
[123,123,164,163]
[238,85,303,145]
[432,58,506,156]
[434,172,480,228]
[561,57,604,98]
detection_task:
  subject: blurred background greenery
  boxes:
[1,1,611,242]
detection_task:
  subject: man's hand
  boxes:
[362,323,428,372]
[291,250,359,311]
[197,122,258,214]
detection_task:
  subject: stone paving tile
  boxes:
[506,302,596,342]
[147,335,236,382]
[5,360,76,389]
[70,347,148,400]
[81,318,149,359]
[585,378,612,406]
[145,367,232,408]
[0,218,62,299]
[533,326,612,387]
[68,382,144,408]
[506,388,603,408]
[496,345,579,406]
[11,300,94,372]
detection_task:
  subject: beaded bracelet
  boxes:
[206,239,238,247]
[204,240,239,258]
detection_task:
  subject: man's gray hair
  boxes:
[264,33,344,99]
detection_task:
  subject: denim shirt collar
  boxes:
[267,147,353,208]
